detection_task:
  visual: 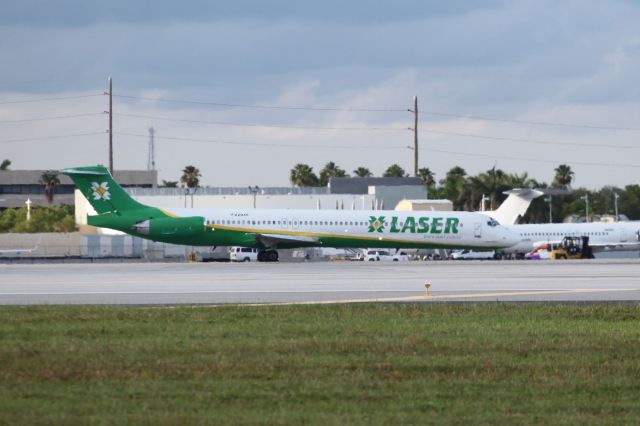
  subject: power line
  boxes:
[422,110,640,132]
[114,94,408,112]
[118,110,640,149]
[0,93,104,105]
[0,90,635,132]
[427,147,640,168]
[0,112,104,124]
[116,131,401,150]
[2,126,634,167]
[114,92,639,131]
[422,128,640,150]
[117,130,640,166]
[115,112,406,132]
[0,131,105,144]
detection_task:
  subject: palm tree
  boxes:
[353,167,373,178]
[319,161,348,186]
[466,174,491,211]
[39,170,60,204]
[475,167,509,210]
[290,164,319,187]
[0,159,10,170]
[383,164,407,178]
[553,164,574,189]
[180,165,201,188]
[160,180,179,188]
[417,167,436,198]
[504,172,534,189]
[439,166,468,210]
[417,167,435,187]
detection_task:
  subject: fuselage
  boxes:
[151,207,520,250]
[504,221,640,254]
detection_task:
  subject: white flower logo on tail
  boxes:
[91,182,111,201]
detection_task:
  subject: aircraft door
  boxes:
[619,227,629,242]
[292,219,300,230]
[474,222,482,238]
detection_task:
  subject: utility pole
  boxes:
[108,77,113,174]
[581,194,590,222]
[614,193,620,221]
[412,96,418,176]
[480,194,489,211]
[248,185,259,208]
[545,195,553,223]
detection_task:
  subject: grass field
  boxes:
[1,304,639,425]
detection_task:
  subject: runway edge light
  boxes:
[424,281,431,297]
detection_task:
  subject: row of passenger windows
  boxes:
[205,219,369,227]
[520,231,609,237]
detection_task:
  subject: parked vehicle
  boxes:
[364,250,393,261]
[449,249,495,260]
[524,244,554,260]
[550,236,594,260]
[229,247,258,262]
[364,250,410,261]
[392,251,410,262]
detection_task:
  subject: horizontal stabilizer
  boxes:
[486,188,544,225]
[63,168,108,176]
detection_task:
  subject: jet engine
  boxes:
[132,216,205,238]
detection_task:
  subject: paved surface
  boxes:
[0,260,639,305]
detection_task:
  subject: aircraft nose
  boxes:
[502,227,520,247]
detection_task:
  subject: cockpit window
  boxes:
[487,218,500,227]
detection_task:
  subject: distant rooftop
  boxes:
[126,186,329,196]
[0,169,157,209]
[329,177,423,194]
[0,169,157,187]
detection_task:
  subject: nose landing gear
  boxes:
[257,250,279,262]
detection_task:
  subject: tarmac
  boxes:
[1,259,640,305]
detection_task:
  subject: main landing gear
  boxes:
[257,250,279,262]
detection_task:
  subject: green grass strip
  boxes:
[1,304,639,425]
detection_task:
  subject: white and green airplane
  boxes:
[64,165,520,261]
[504,221,640,256]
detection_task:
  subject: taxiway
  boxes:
[1,260,639,305]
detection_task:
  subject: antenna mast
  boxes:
[108,77,113,174]
[147,127,156,170]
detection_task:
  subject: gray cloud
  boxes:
[0,1,502,27]
[1,0,640,189]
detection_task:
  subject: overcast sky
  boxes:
[1,0,639,188]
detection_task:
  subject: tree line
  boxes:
[288,161,640,222]
[0,205,76,233]
[3,159,638,222]
[166,161,640,222]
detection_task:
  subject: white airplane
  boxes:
[0,245,38,255]
[64,166,520,262]
[504,221,640,256]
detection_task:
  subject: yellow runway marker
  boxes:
[253,288,638,306]
[423,288,637,301]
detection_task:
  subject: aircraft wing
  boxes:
[251,233,319,249]
[589,242,640,252]
[532,240,558,247]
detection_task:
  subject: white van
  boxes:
[364,250,393,261]
[449,249,495,260]
[229,247,259,262]
[364,250,410,262]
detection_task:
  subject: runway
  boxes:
[1,260,639,305]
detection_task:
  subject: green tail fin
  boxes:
[63,165,146,214]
